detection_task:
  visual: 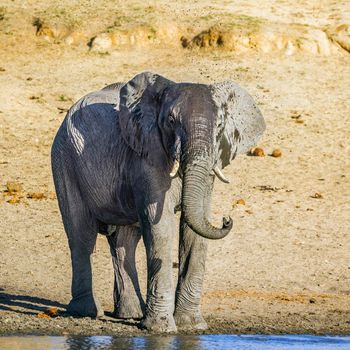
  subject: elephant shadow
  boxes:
[0,288,67,316]
[0,289,140,327]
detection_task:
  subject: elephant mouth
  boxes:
[212,165,230,183]
[170,160,180,177]
[170,160,229,184]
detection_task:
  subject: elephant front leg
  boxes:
[174,215,208,330]
[107,225,145,319]
[140,212,177,333]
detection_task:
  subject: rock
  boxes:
[183,19,342,57]
[48,192,57,200]
[33,18,69,42]
[90,24,163,52]
[33,18,84,45]
[236,199,246,205]
[64,32,85,46]
[259,35,274,53]
[6,181,23,194]
[190,27,224,49]
[271,149,282,158]
[328,23,350,53]
[298,38,318,55]
[234,35,251,52]
[311,192,323,199]
[46,307,58,317]
[285,40,296,56]
[27,192,46,200]
[90,33,113,52]
[306,29,331,55]
[7,196,20,204]
[250,147,265,157]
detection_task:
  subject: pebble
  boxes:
[271,149,282,157]
[250,147,265,157]
[6,181,23,194]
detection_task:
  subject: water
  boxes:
[0,335,349,350]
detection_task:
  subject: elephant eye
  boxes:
[168,113,176,124]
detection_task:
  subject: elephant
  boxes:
[51,72,265,333]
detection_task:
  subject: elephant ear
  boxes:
[211,81,266,169]
[117,72,174,167]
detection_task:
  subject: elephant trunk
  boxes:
[182,155,232,240]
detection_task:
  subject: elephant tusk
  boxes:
[213,165,230,184]
[170,160,180,177]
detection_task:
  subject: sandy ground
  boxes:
[0,0,349,335]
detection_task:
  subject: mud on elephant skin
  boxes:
[51,71,265,332]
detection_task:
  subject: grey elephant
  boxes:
[51,72,265,333]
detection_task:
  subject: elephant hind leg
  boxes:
[52,154,103,318]
[107,225,145,319]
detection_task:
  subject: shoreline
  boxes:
[1,0,349,339]
[1,291,349,336]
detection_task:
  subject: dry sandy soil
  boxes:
[0,0,349,336]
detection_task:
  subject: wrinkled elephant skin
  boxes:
[51,72,265,332]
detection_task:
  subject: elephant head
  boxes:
[118,72,265,239]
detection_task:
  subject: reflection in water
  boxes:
[0,334,350,350]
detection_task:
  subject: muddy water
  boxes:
[0,335,349,350]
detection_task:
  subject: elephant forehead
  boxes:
[172,86,217,122]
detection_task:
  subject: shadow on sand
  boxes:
[0,288,67,316]
[0,288,140,328]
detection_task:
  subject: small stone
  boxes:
[309,298,316,304]
[271,149,282,157]
[250,147,265,157]
[46,307,58,317]
[57,107,68,114]
[7,196,20,204]
[6,181,23,194]
[290,113,304,123]
[90,33,113,52]
[236,198,246,205]
[311,192,323,199]
[48,192,57,200]
[27,192,46,200]
[328,23,350,53]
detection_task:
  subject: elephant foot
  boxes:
[113,297,145,320]
[67,294,103,318]
[174,311,208,331]
[141,314,177,333]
